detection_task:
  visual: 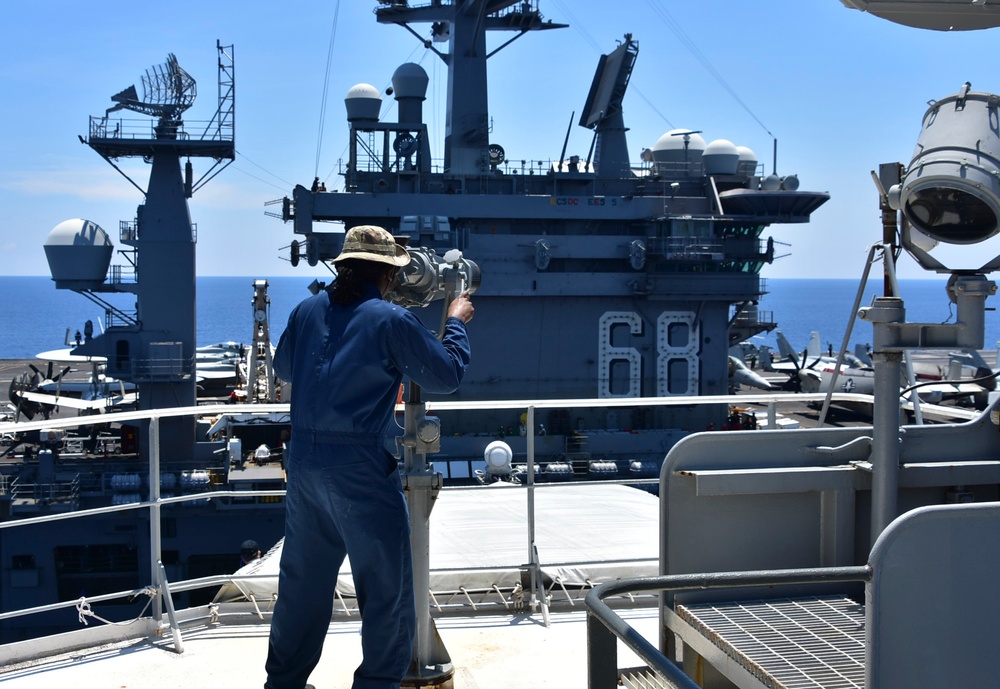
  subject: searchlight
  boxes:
[887,83,1000,273]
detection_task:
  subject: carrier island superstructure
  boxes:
[280,1,828,449]
[1,1,828,643]
[6,3,1000,687]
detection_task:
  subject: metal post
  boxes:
[156,559,184,653]
[860,275,996,542]
[883,249,924,425]
[587,610,620,689]
[862,296,906,542]
[817,244,878,427]
[870,347,902,540]
[525,406,549,624]
[402,384,453,688]
[526,405,537,596]
[148,416,162,622]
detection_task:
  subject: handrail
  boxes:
[0,393,962,645]
[0,490,288,530]
[583,566,872,689]
[2,392,942,435]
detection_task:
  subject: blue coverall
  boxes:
[264,283,471,689]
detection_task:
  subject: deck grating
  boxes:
[676,596,865,689]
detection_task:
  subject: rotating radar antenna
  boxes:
[105,53,197,123]
[86,42,235,190]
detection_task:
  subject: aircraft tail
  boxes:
[775,332,797,362]
[959,349,991,370]
[854,344,872,367]
[759,346,774,371]
[807,331,822,357]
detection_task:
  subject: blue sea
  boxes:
[0,276,998,360]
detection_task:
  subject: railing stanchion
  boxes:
[156,560,184,653]
[149,415,163,622]
[587,609,619,689]
[526,406,548,624]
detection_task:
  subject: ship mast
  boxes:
[375,0,565,175]
[68,44,235,459]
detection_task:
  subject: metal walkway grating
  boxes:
[620,667,672,689]
[676,596,865,689]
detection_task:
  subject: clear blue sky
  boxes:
[2,1,999,280]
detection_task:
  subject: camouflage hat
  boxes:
[333,225,410,267]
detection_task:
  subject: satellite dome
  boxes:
[650,129,706,172]
[344,83,382,123]
[761,173,782,191]
[43,219,113,289]
[391,63,429,100]
[736,146,758,177]
[703,139,739,175]
[651,129,707,154]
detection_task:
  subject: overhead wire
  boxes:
[315,0,343,181]
[643,0,774,141]
[231,166,292,194]
[234,150,295,193]
[225,4,344,196]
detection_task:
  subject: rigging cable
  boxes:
[644,0,775,142]
[315,0,343,181]
[234,149,295,193]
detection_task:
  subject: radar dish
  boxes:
[579,37,638,129]
[106,53,197,121]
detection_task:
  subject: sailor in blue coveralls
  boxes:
[264,225,474,689]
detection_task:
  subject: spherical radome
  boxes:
[345,83,382,122]
[43,218,113,286]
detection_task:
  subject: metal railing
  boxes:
[0,393,958,643]
[584,566,871,689]
[9,474,80,508]
[89,117,233,143]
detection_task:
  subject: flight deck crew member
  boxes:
[263,225,474,689]
[240,540,262,567]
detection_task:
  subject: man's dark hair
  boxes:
[330,258,396,305]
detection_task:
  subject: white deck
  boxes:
[0,481,662,687]
[0,607,658,689]
[216,482,660,601]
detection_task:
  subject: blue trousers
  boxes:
[264,436,415,689]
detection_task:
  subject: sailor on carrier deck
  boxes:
[264,225,474,689]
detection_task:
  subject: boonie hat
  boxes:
[333,225,410,267]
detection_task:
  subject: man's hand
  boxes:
[447,291,474,324]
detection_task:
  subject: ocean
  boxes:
[1,275,998,361]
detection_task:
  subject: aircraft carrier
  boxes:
[0,0,830,642]
[8,5,1000,688]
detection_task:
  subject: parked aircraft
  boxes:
[728,355,773,392]
[8,352,138,418]
[762,331,868,371]
[801,356,994,408]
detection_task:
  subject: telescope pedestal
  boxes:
[401,391,454,689]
